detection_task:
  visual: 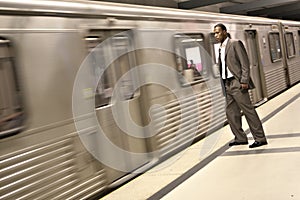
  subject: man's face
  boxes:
[214,26,227,43]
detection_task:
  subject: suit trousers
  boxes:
[224,78,267,143]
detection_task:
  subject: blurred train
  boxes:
[0,0,299,199]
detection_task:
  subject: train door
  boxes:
[245,30,266,105]
[265,30,287,97]
[82,29,151,183]
[282,26,300,85]
[298,30,300,53]
[133,30,213,159]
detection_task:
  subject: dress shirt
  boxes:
[220,37,234,79]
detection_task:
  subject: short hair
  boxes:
[214,23,227,32]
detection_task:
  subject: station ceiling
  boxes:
[177,0,300,21]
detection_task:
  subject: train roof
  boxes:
[0,0,299,26]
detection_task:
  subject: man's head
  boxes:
[214,23,227,43]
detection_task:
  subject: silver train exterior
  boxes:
[0,0,299,199]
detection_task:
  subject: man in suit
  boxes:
[214,23,267,148]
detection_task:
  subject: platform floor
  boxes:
[102,83,300,200]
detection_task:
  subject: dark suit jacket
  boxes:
[224,39,255,89]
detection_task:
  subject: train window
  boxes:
[85,30,136,108]
[268,32,282,62]
[174,33,207,85]
[110,35,136,100]
[0,38,24,138]
[285,32,296,58]
[209,33,221,78]
[245,31,259,67]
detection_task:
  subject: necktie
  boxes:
[218,47,226,95]
[218,48,222,78]
[218,46,228,79]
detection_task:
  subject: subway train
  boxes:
[0,0,299,199]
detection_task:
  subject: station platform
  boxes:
[102,83,300,200]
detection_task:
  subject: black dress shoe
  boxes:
[229,141,248,146]
[249,141,268,148]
